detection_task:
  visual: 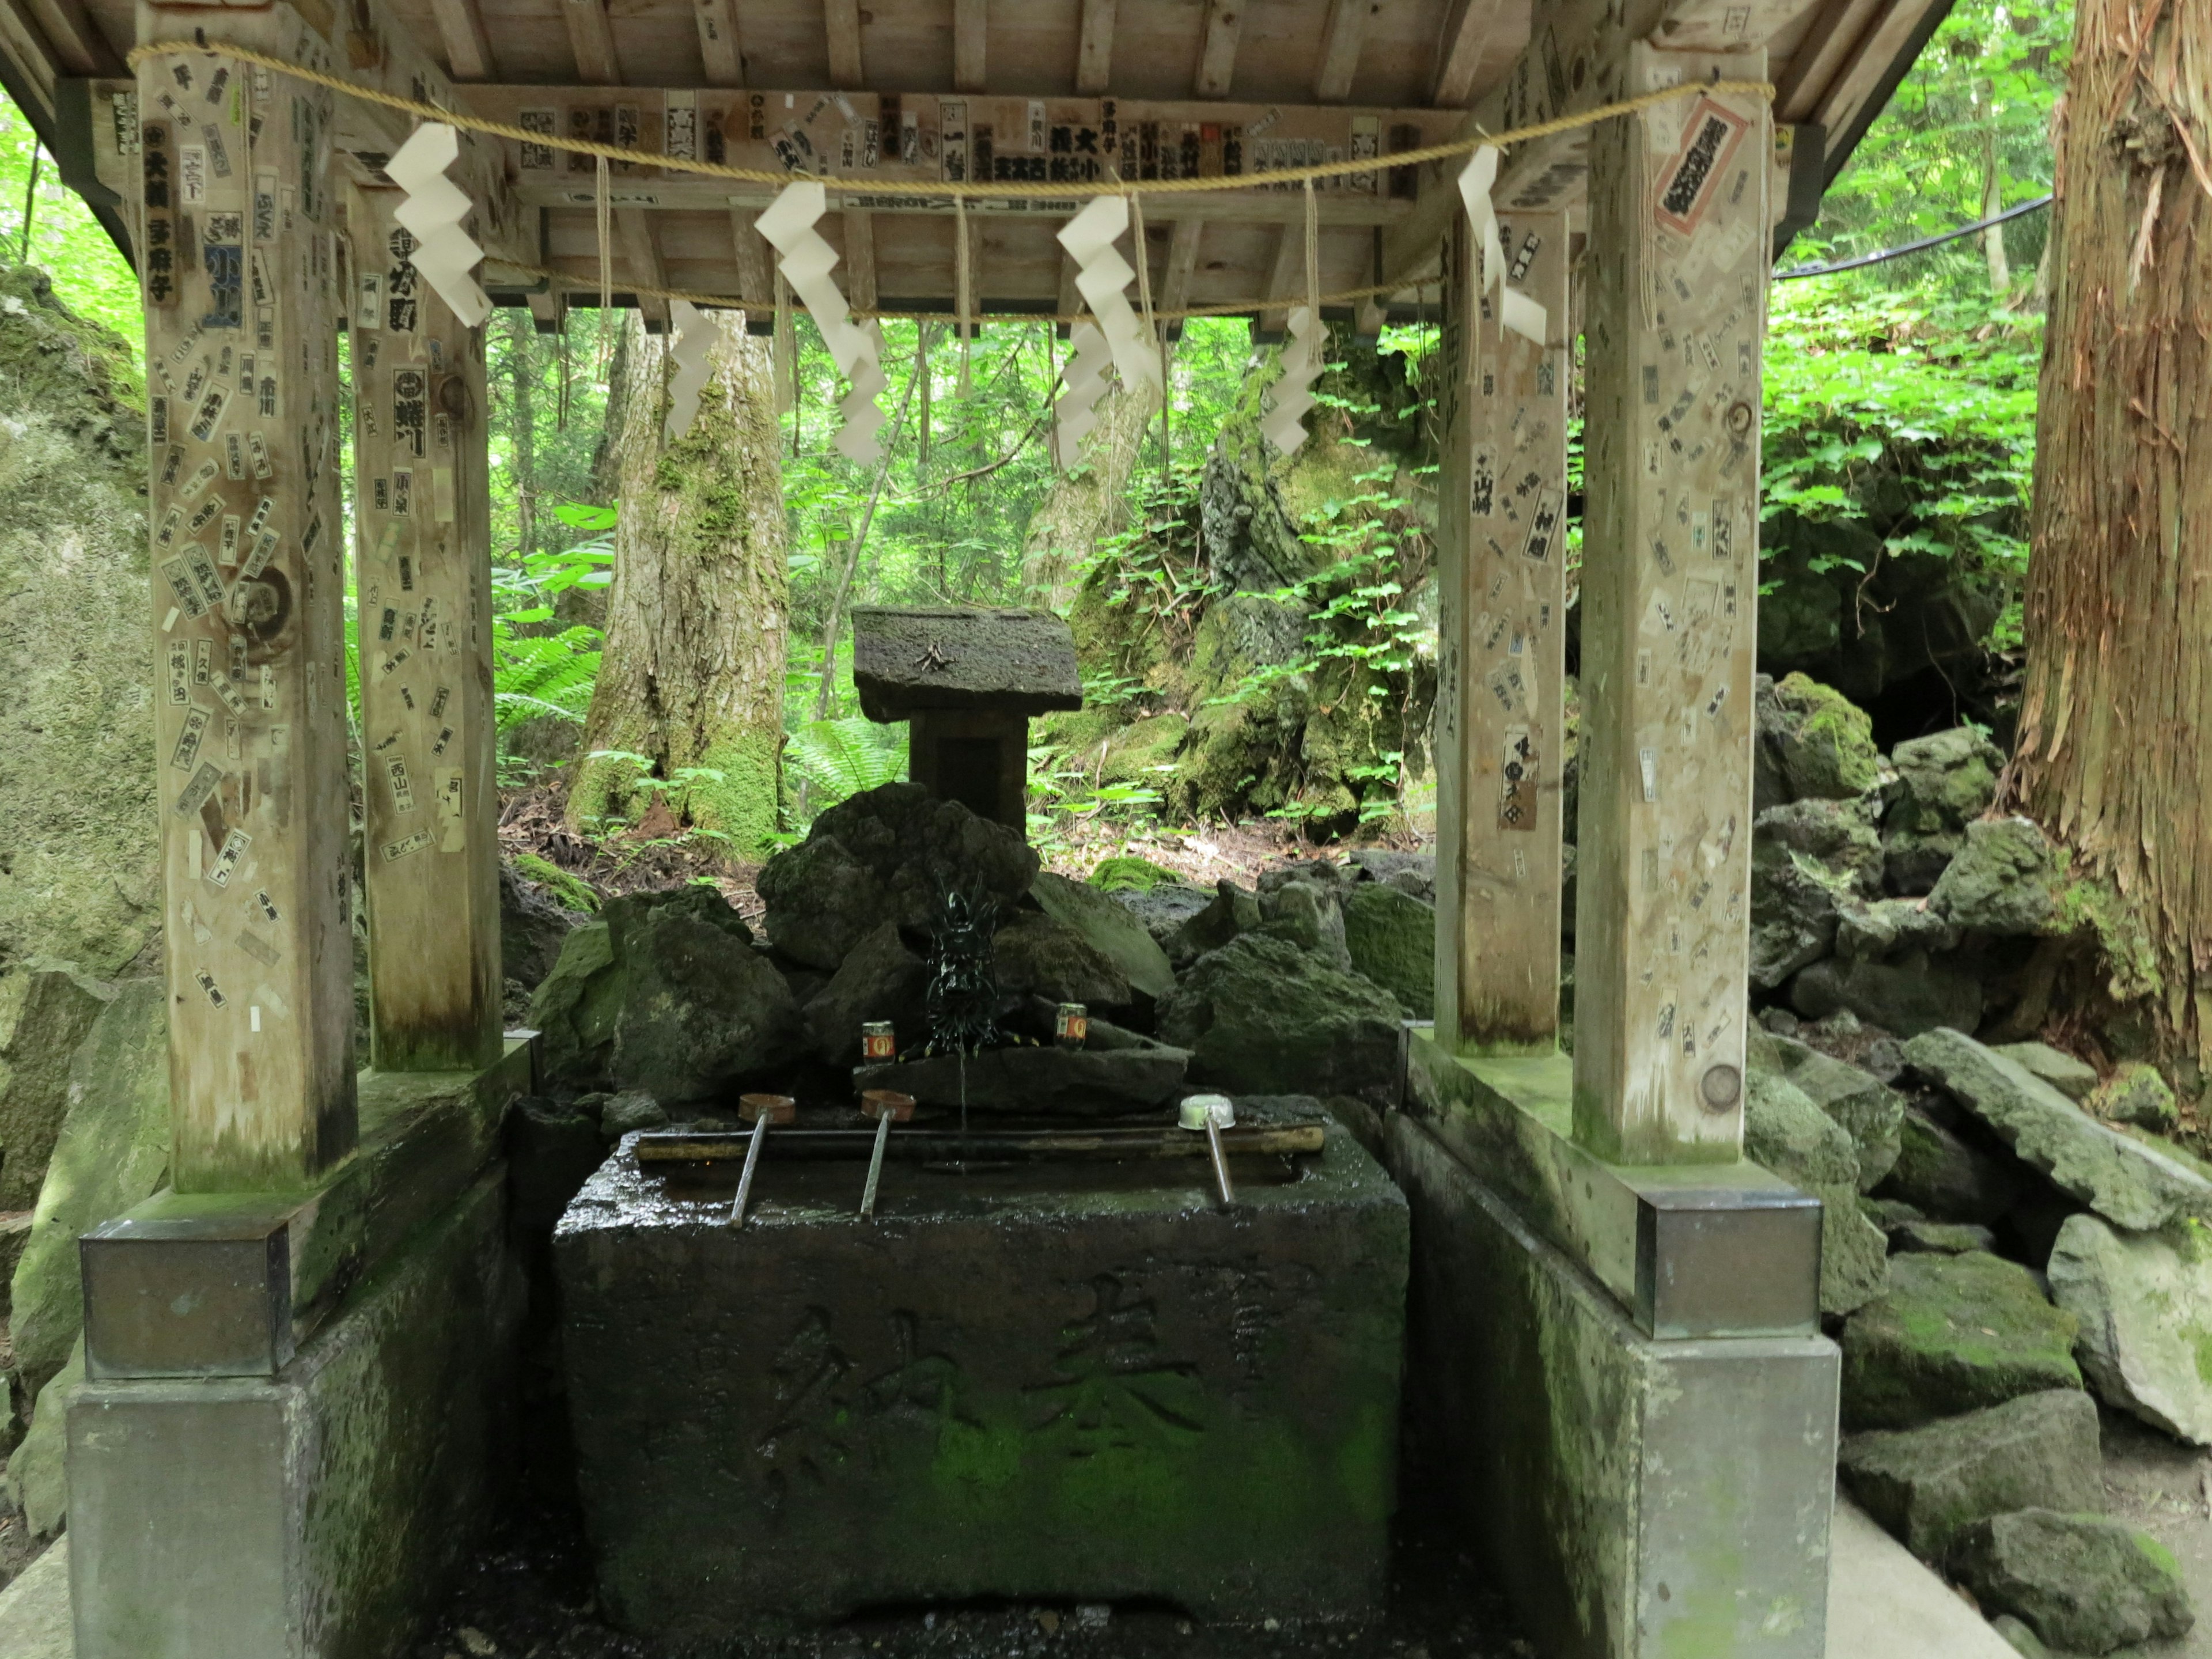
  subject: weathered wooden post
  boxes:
[1574,47,1771,1164]
[346,184,504,1073]
[1433,207,1571,1056]
[141,49,358,1191]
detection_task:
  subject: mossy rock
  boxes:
[1744,1071,1888,1316]
[514,853,602,914]
[1088,855,1188,893]
[2088,1060,2175,1131]
[1928,817,2068,937]
[1339,882,1435,1020]
[1950,1510,2194,1655]
[1768,672,1881,800]
[1840,1249,2081,1431]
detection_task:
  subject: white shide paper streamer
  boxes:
[1052,320,1112,468]
[387,123,491,328]
[665,299,713,441]
[1456,145,1547,347]
[1262,304,1323,454]
[1055,197,1162,399]
[755,180,887,463]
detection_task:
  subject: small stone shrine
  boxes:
[851,607,1082,835]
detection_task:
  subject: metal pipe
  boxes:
[640,1120,1327,1167]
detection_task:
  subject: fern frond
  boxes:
[787,718,906,807]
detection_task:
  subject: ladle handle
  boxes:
[730,1115,770,1228]
[1205,1116,1236,1209]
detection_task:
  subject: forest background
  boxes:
[0,0,2071,874]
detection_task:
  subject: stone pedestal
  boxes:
[555,1116,1407,1639]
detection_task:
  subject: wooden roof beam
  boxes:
[1431,0,1503,107]
[1161,217,1203,336]
[954,0,987,93]
[1074,0,1117,95]
[1194,0,1242,98]
[844,209,878,313]
[1775,0,1886,123]
[730,208,775,317]
[426,0,497,82]
[1313,0,1369,103]
[694,0,746,88]
[825,0,865,89]
[565,0,623,85]
[617,206,669,327]
[20,0,112,76]
[1256,220,1305,336]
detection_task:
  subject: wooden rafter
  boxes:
[1313,0,1368,103]
[20,0,111,75]
[1257,220,1305,335]
[953,0,987,93]
[1193,0,1241,98]
[694,0,746,88]
[1430,0,1502,107]
[426,0,497,82]
[824,0,865,89]
[1161,218,1203,334]
[1074,0,1117,95]
[563,0,623,85]
[730,207,775,317]
[618,206,669,325]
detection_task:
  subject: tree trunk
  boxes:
[507,309,538,559]
[1979,74,2013,299]
[1020,382,1154,611]
[566,312,789,852]
[2011,0,2212,1063]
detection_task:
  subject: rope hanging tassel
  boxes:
[1262,179,1324,454]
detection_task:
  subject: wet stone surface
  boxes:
[553,1111,1408,1645]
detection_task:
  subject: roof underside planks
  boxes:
[9,0,1952,325]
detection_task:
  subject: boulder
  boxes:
[527,887,801,1103]
[1350,849,1437,904]
[1791,954,1983,1038]
[1890,1218,1998,1255]
[1884,728,2004,891]
[1993,1041,2099,1104]
[1081,712,1190,790]
[1840,1251,2081,1431]
[9,979,171,1392]
[1948,1510,2192,1656]
[853,1038,1189,1116]
[501,860,585,991]
[1749,843,1850,990]
[0,963,112,1212]
[2048,1213,2212,1445]
[600,1090,668,1139]
[1905,1028,2212,1231]
[1834,897,1962,961]
[993,911,1132,1011]
[1111,882,1217,950]
[0,269,161,978]
[1766,672,1882,801]
[1756,797,1885,895]
[1744,1072,1888,1316]
[756,783,1040,972]
[6,1336,77,1536]
[1340,883,1436,1019]
[1839,1389,2104,1562]
[1157,934,1404,1097]
[1990,1615,2050,1659]
[1257,877,1354,974]
[1164,880,1263,971]
[1928,817,2068,937]
[1029,872,1176,1002]
[801,921,930,1067]
[2088,1062,2175,1132]
[1747,1028,1903,1191]
[1877,1106,2034,1224]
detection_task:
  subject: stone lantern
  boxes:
[850,605,1082,836]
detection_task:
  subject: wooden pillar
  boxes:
[347,187,504,1073]
[1433,208,1570,1055]
[140,51,357,1189]
[1574,48,1770,1164]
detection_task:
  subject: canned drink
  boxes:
[861,1021,896,1061]
[1054,1002,1088,1048]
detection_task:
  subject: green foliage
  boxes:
[491,521,613,732]
[1089,856,1187,893]
[0,100,141,357]
[786,717,906,808]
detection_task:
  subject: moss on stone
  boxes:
[513,854,601,914]
[1088,856,1187,893]
[1772,672,1882,799]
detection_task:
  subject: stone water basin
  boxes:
[553,1105,1408,1642]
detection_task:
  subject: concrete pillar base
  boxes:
[63,1168,521,1659]
[1385,1115,1838,1659]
